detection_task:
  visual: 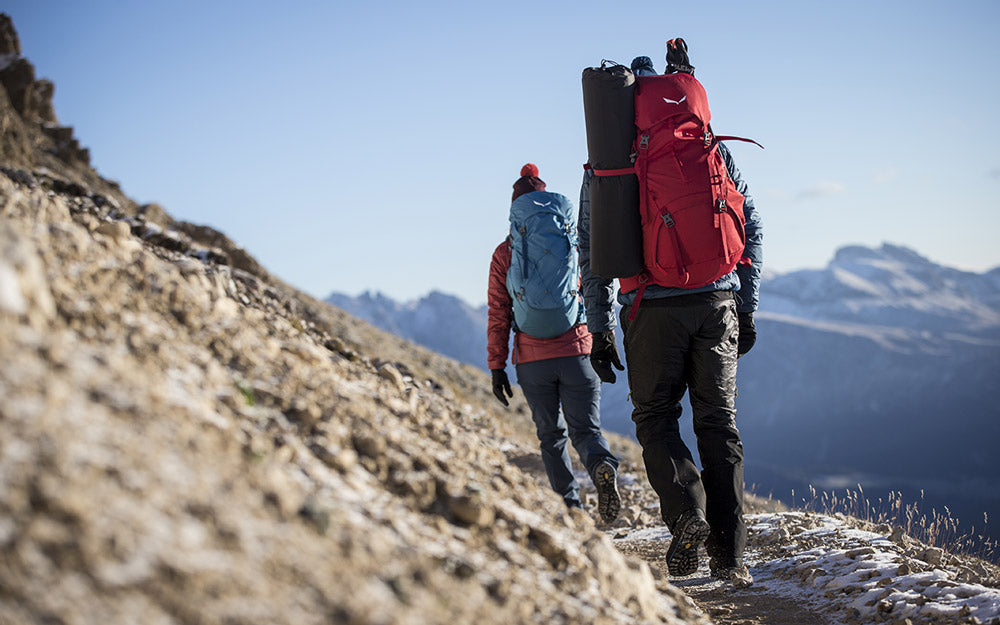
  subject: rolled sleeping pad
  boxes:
[582,63,635,170]
[581,63,644,279]
[589,173,642,279]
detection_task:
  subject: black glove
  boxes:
[590,330,624,384]
[491,369,513,406]
[665,37,695,75]
[737,312,756,358]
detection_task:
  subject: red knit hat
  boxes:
[512,163,546,201]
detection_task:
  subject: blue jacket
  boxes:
[579,142,763,333]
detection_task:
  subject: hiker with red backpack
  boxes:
[487,163,621,523]
[580,41,763,588]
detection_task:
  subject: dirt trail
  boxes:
[515,458,829,624]
[616,539,832,625]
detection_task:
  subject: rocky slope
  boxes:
[0,13,717,625]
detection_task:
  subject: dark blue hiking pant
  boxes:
[515,354,619,508]
[621,291,747,567]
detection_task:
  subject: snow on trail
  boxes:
[748,512,1000,624]
[613,512,1000,625]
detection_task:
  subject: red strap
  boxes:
[592,167,635,177]
[715,135,765,149]
[627,283,647,321]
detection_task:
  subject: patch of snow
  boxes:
[616,526,671,542]
[830,267,885,298]
[750,513,1000,623]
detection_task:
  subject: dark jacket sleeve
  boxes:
[719,143,763,313]
[577,168,618,332]
[487,240,513,370]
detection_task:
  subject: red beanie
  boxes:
[512,162,546,201]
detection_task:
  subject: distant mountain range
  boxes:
[326,290,488,369]
[326,244,1000,538]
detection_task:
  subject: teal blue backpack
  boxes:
[506,190,585,338]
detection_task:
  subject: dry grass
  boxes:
[791,483,999,564]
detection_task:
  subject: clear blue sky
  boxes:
[6,1,1000,305]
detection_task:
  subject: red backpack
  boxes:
[612,73,761,308]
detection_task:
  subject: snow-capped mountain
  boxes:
[762,244,1000,339]
[326,244,1000,539]
[326,290,489,370]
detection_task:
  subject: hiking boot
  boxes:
[710,559,754,588]
[592,461,620,523]
[666,509,711,577]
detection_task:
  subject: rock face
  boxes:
[0,14,710,625]
[0,14,110,197]
[0,13,19,55]
[0,18,66,139]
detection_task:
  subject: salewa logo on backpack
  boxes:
[506,190,583,339]
[663,95,687,105]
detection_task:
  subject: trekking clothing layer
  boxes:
[620,290,747,567]
[515,354,619,508]
[578,142,763,333]
[487,240,591,370]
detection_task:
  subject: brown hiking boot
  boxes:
[666,509,710,577]
[592,461,620,523]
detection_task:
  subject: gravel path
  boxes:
[615,536,833,625]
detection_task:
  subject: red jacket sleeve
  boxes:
[487,240,513,370]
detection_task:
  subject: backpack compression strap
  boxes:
[715,135,765,149]
[583,163,635,177]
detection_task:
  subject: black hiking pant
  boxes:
[621,290,747,566]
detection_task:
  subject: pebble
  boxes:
[378,362,406,391]
[352,433,386,458]
[846,546,875,559]
[95,219,131,243]
[918,547,944,566]
[448,492,495,527]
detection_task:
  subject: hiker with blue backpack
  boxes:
[580,43,762,588]
[487,163,621,523]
